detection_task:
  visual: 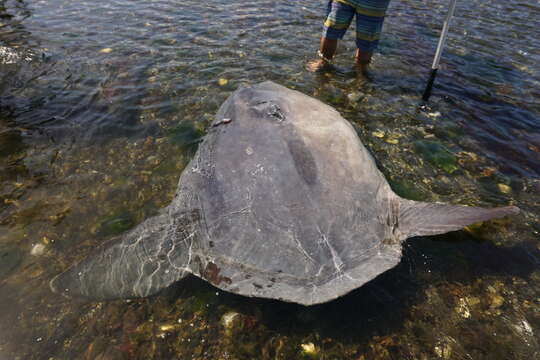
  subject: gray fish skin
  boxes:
[50,81,519,305]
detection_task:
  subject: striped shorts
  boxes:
[322,0,391,52]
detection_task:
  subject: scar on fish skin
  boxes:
[202,262,232,286]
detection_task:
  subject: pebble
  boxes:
[159,324,175,332]
[434,341,452,359]
[497,183,511,194]
[347,91,363,102]
[372,130,385,138]
[490,295,504,308]
[479,167,497,177]
[300,342,317,356]
[514,319,534,337]
[146,156,160,166]
[456,298,471,318]
[466,296,480,307]
[221,312,239,329]
[30,243,46,256]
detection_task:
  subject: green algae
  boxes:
[1,200,62,226]
[0,129,24,158]
[388,179,428,201]
[97,212,135,237]
[187,288,220,314]
[433,123,461,140]
[0,244,22,278]
[414,140,459,174]
[168,121,205,155]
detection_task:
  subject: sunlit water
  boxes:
[0,0,539,358]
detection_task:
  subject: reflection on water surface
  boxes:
[0,0,539,359]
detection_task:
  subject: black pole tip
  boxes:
[422,68,438,101]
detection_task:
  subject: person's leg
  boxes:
[306,1,355,72]
[355,48,372,75]
[306,37,339,72]
[354,0,391,76]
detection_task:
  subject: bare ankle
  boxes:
[355,62,369,73]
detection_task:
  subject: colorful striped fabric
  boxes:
[322,0,391,52]
[336,0,390,17]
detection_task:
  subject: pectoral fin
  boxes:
[50,210,198,300]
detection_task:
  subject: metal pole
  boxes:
[422,0,458,101]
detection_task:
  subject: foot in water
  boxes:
[305,59,354,77]
[355,63,373,81]
[306,59,373,81]
[306,59,333,73]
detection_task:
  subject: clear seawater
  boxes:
[0,0,539,359]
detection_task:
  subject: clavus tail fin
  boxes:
[395,198,519,240]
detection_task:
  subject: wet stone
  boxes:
[145,156,161,168]
[300,342,319,359]
[372,130,385,138]
[385,136,399,145]
[347,91,363,102]
[455,298,471,319]
[497,183,512,194]
[30,243,46,256]
[490,294,504,309]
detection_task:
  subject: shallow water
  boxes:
[1,0,539,359]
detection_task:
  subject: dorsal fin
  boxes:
[395,198,519,240]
